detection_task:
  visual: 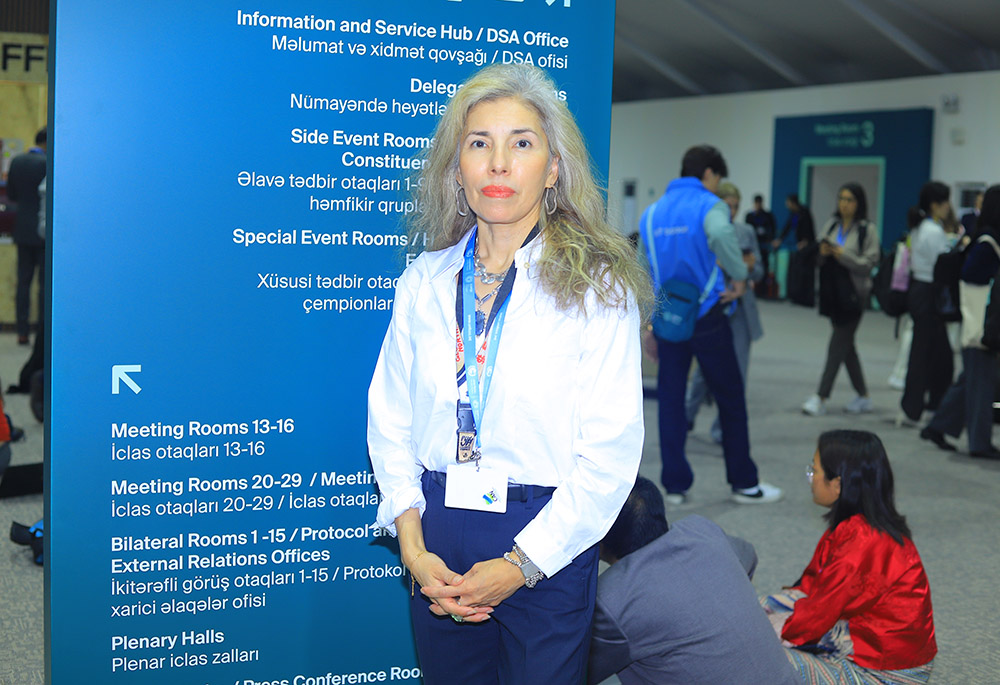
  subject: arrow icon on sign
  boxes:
[112,365,142,395]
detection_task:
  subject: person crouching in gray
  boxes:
[588,477,797,685]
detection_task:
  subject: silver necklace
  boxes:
[473,282,503,335]
[473,249,510,285]
[475,282,503,306]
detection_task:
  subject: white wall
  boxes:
[608,70,1000,232]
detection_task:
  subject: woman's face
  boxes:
[810,450,841,507]
[457,97,559,235]
[930,199,952,223]
[837,188,858,221]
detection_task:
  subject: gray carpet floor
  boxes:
[0,332,44,685]
[1,300,997,684]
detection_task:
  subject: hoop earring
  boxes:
[456,186,470,217]
[544,186,557,216]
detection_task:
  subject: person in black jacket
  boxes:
[920,185,1000,459]
[773,194,816,247]
[6,127,47,345]
[802,184,880,417]
[900,182,955,423]
[745,194,776,291]
[960,191,983,236]
[773,194,816,306]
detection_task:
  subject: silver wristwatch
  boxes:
[503,543,546,588]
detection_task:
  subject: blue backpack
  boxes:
[642,202,719,342]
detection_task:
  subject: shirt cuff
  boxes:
[513,528,572,579]
[374,484,426,536]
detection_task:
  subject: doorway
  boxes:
[801,157,885,240]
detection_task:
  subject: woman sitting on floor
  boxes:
[762,430,937,684]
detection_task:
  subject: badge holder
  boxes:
[446,402,508,513]
[456,402,478,465]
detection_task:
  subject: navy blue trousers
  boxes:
[656,311,759,493]
[928,347,999,453]
[410,472,598,685]
[16,244,44,338]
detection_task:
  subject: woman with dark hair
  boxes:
[762,430,937,683]
[920,184,1000,458]
[802,183,880,416]
[367,63,651,682]
[900,181,955,423]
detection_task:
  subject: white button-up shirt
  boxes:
[910,218,951,283]
[367,230,644,577]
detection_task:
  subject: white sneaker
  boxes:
[845,395,874,414]
[802,395,825,416]
[731,482,784,504]
[887,376,905,390]
[664,492,688,506]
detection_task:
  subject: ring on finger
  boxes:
[451,614,465,623]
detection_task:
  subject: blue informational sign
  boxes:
[46,1,616,682]
[770,108,933,247]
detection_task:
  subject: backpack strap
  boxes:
[699,265,720,303]
[825,219,869,249]
[643,200,720,301]
[977,234,1000,260]
[642,201,660,286]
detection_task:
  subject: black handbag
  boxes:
[933,248,965,322]
[818,258,861,325]
[787,245,817,307]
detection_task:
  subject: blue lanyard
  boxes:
[836,224,848,246]
[461,229,511,449]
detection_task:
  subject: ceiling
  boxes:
[612,0,1000,102]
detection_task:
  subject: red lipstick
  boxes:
[481,185,514,198]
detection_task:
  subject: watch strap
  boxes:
[503,543,546,588]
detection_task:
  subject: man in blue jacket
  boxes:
[640,145,781,505]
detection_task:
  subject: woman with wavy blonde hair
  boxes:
[368,63,649,682]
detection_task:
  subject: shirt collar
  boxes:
[666,177,704,193]
[429,229,473,281]
[429,226,543,281]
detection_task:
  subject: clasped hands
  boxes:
[819,241,843,258]
[409,551,525,623]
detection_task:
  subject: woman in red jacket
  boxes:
[762,430,936,684]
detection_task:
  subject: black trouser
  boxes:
[817,314,867,399]
[16,244,45,338]
[755,243,771,296]
[901,280,954,421]
[787,248,816,307]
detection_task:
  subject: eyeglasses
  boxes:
[806,463,814,483]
